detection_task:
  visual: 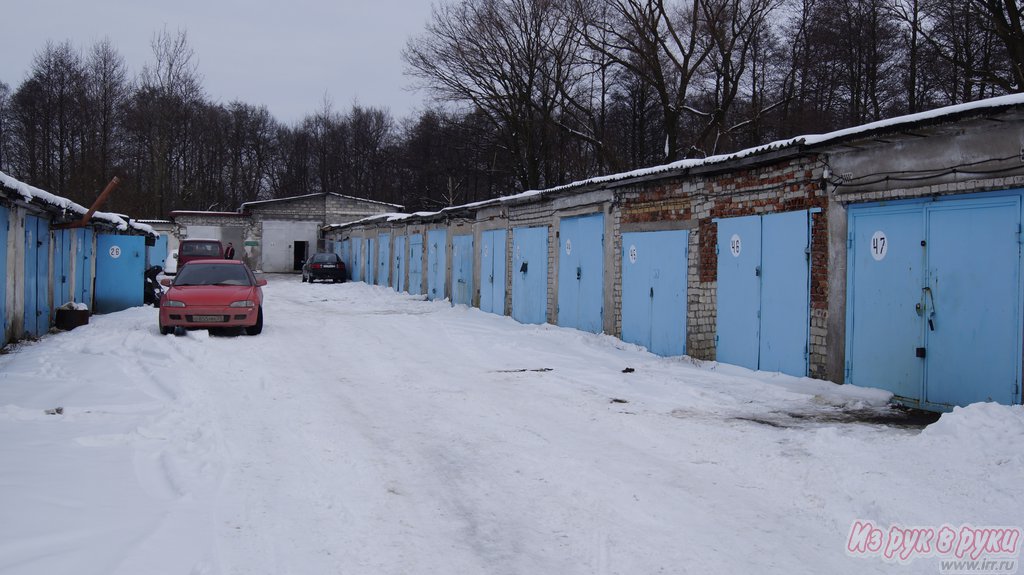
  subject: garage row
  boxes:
[0,173,161,345]
[326,95,1024,413]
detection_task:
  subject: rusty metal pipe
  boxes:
[53,176,122,229]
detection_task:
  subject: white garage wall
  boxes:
[261,220,322,272]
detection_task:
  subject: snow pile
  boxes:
[918,403,1024,460]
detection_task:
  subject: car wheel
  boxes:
[245,306,264,336]
[301,274,307,283]
[159,322,172,335]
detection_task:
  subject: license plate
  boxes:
[321,264,336,268]
[193,315,224,323]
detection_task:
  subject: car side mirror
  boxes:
[256,278,268,287]
[160,278,173,287]
[173,253,178,259]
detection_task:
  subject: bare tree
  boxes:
[404,0,569,190]
[131,27,204,215]
[0,80,10,171]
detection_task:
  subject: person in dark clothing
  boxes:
[225,242,235,259]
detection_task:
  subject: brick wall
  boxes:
[617,157,830,377]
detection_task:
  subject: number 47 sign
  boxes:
[870,231,888,261]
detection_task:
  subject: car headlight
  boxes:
[230,300,256,308]
[163,300,186,308]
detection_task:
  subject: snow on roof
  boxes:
[240,192,403,211]
[0,171,157,237]
[477,93,1024,203]
[322,93,1024,232]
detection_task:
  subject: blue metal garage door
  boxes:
[480,229,507,316]
[512,226,548,325]
[451,234,474,307]
[847,192,1023,409]
[427,229,447,301]
[716,215,762,370]
[52,229,72,308]
[352,238,364,282]
[393,235,406,292]
[24,215,50,338]
[716,211,810,376]
[149,234,168,270]
[74,229,94,307]
[408,234,424,295]
[376,234,390,286]
[94,234,144,314]
[846,204,924,401]
[366,238,376,285]
[621,229,689,356]
[557,213,604,333]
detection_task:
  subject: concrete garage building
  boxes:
[172,193,401,273]
[327,94,1024,412]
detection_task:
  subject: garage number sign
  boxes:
[871,231,888,261]
[108,245,122,259]
[565,239,573,255]
[628,244,638,264]
[730,234,742,257]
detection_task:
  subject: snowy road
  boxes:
[1,276,1022,574]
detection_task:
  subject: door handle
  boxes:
[923,287,936,331]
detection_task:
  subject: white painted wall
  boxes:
[261,220,322,273]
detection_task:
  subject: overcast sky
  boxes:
[0,0,436,124]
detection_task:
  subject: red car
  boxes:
[159,260,266,335]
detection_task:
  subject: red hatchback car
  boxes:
[159,260,266,335]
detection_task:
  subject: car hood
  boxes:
[166,285,259,305]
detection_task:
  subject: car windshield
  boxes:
[180,241,221,256]
[311,253,338,263]
[174,263,252,286]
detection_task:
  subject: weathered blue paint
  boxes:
[23,216,50,338]
[150,235,168,269]
[340,239,350,271]
[392,235,406,292]
[479,229,507,316]
[94,234,145,314]
[621,230,689,356]
[557,213,604,333]
[927,196,1022,406]
[52,229,73,307]
[847,192,1023,409]
[376,234,391,286]
[408,234,424,295]
[512,226,548,325]
[0,205,8,342]
[716,211,810,376]
[427,229,447,301]
[715,215,762,370]
[759,211,810,376]
[351,238,363,282]
[366,238,376,285]
[74,228,94,307]
[846,203,924,401]
[451,234,474,307]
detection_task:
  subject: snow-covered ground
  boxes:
[0,276,1021,575]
